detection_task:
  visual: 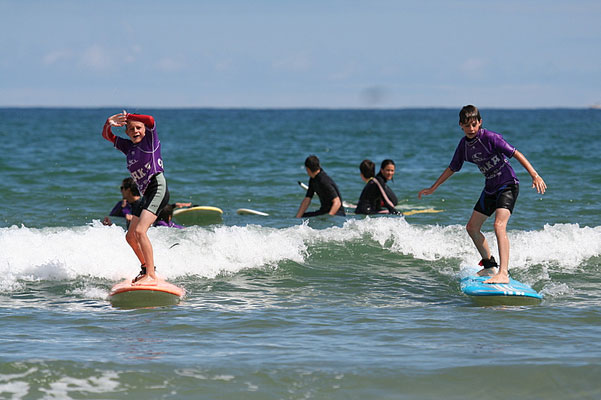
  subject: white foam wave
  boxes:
[336,218,601,271]
[1,220,599,293]
[0,221,309,291]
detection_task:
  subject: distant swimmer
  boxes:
[296,155,346,218]
[375,159,398,207]
[102,177,141,229]
[418,105,547,284]
[356,159,399,215]
[102,110,171,285]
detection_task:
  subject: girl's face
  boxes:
[459,118,482,139]
[125,121,146,143]
[381,164,395,181]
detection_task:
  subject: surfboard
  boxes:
[402,208,444,216]
[172,206,223,226]
[460,272,543,305]
[236,208,269,216]
[109,277,185,307]
[342,204,443,216]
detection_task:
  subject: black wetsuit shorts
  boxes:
[474,184,519,217]
[132,173,170,217]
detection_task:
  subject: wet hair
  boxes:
[121,177,140,196]
[305,155,321,173]
[459,105,482,124]
[156,204,175,223]
[380,159,395,170]
[359,159,375,179]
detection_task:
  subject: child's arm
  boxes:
[328,196,342,216]
[513,150,547,194]
[127,113,155,128]
[418,167,454,199]
[296,197,311,218]
[102,112,127,143]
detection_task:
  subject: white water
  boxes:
[2,218,600,298]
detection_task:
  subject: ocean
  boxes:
[1,108,600,399]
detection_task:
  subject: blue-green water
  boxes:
[1,108,601,399]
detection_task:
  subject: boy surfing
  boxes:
[418,105,546,284]
[102,110,170,285]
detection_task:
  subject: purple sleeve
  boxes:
[142,123,159,149]
[114,136,132,155]
[448,138,466,172]
[109,201,124,217]
[488,131,516,158]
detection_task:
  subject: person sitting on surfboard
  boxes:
[356,159,399,215]
[418,105,547,284]
[296,155,346,218]
[102,177,141,228]
[102,111,171,285]
[376,159,399,207]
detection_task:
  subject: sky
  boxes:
[1,0,600,108]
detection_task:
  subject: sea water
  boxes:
[1,108,600,399]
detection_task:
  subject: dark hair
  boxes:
[121,177,140,196]
[459,105,481,124]
[156,204,175,223]
[380,159,395,169]
[359,159,375,179]
[305,155,321,173]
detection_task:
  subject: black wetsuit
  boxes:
[303,170,346,217]
[356,178,398,215]
[375,172,398,206]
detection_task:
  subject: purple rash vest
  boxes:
[449,128,519,194]
[114,123,164,195]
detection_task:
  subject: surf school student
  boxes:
[154,204,184,229]
[102,111,170,285]
[102,177,141,228]
[376,159,399,207]
[418,105,546,284]
[356,159,399,215]
[296,155,346,218]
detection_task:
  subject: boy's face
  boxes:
[459,118,482,139]
[125,121,146,143]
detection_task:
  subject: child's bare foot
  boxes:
[477,267,498,277]
[484,272,509,284]
[132,275,158,286]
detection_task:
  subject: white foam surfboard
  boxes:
[236,208,269,216]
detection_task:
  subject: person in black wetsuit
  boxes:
[296,155,345,218]
[355,159,399,215]
[375,159,398,207]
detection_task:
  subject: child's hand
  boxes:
[107,112,127,127]
[532,175,547,194]
[418,187,435,199]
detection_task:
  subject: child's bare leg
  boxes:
[132,210,158,285]
[126,216,146,265]
[484,208,511,284]
[466,211,497,275]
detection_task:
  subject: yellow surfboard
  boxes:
[173,206,223,226]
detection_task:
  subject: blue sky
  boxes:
[1,0,600,108]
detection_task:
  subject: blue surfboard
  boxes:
[460,273,543,305]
